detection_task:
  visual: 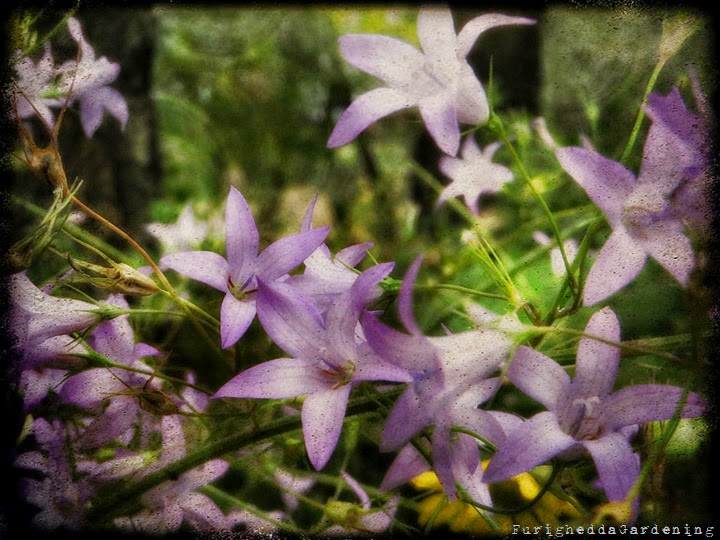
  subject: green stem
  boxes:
[85,387,403,524]
[619,59,665,164]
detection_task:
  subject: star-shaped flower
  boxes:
[556,146,695,305]
[483,307,706,504]
[327,8,534,156]
[437,138,513,214]
[161,186,329,348]
[214,263,411,470]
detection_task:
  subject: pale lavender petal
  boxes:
[325,262,394,357]
[302,386,351,470]
[338,34,424,88]
[556,147,635,226]
[361,312,438,373]
[583,228,647,306]
[300,193,318,233]
[335,242,373,267]
[220,294,256,349]
[638,221,694,286]
[457,14,536,58]
[79,86,128,137]
[380,443,430,491]
[601,385,706,431]
[574,307,620,398]
[583,433,639,501]
[225,186,259,276]
[418,90,459,156]
[380,385,435,452]
[181,492,230,531]
[353,346,414,383]
[398,256,424,336]
[482,411,576,483]
[257,227,329,282]
[256,278,326,358]
[327,87,414,148]
[161,251,229,292]
[213,357,327,399]
[417,7,456,63]
[455,62,489,126]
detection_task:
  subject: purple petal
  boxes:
[353,345,414,384]
[418,90,459,156]
[398,256,424,335]
[508,346,569,410]
[161,251,229,292]
[255,278,326,358]
[302,386,351,470]
[638,221,694,286]
[335,242,373,267]
[602,385,706,431]
[327,87,414,148]
[482,411,576,483]
[338,34,424,88]
[225,187,260,277]
[583,433,639,501]
[583,228,647,306]
[256,227,329,282]
[325,262,394,357]
[380,385,435,452]
[380,443,430,491]
[214,357,327,399]
[220,294,256,349]
[556,147,635,226]
[457,14,536,58]
[361,312,438,373]
[574,307,620,398]
[299,193,319,233]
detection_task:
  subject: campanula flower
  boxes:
[438,138,513,214]
[214,263,411,470]
[483,307,706,504]
[161,186,329,348]
[327,8,534,156]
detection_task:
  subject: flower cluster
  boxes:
[8,6,710,537]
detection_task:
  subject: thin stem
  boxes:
[85,387,404,524]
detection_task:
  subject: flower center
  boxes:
[227,275,256,301]
[564,396,604,440]
[319,358,356,389]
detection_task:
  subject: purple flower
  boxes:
[161,186,329,348]
[214,263,412,470]
[327,8,534,156]
[483,307,706,503]
[286,194,374,312]
[113,416,230,535]
[438,138,513,214]
[642,82,711,234]
[10,272,101,370]
[12,45,61,128]
[146,203,210,255]
[556,146,695,305]
[362,258,516,501]
[57,17,128,137]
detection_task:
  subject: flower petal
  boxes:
[214,357,326,400]
[302,386,351,470]
[380,443,430,491]
[417,7,456,64]
[220,294,256,349]
[256,278,326,358]
[583,433,639,501]
[161,251,229,292]
[508,346,569,410]
[457,14,536,58]
[418,90,459,156]
[638,220,695,286]
[380,384,435,452]
[583,228,647,306]
[601,384,706,431]
[556,147,635,226]
[327,87,414,148]
[225,186,259,277]
[338,34,424,88]
[574,307,620,398]
[256,227,329,282]
[482,411,576,483]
